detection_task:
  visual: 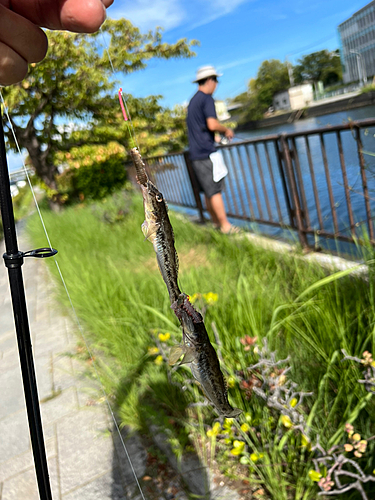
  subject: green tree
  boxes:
[293,49,342,86]
[230,61,290,125]
[2,19,197,203]
[251,59,290,109]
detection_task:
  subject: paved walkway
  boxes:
[0,228,241,500]
[0,231,148,500]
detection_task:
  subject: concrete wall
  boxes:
[289,84,314,109]
[273,90,290,111]
[236,90,375,130]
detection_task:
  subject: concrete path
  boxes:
[0,227,241,500]
[0,231,149,500]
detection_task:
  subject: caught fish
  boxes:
[130,147,242,418]
[170,294,242,418]
[130,147,181,303]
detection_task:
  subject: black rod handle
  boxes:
[0,110,53,499]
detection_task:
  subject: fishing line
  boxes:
[99,27,139,150]
[0,90,147,500]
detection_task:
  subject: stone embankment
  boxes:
[236,89,375,131]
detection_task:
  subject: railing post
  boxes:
[274,138,294,228]
[279,135,309,249]
[183,151,205,223]
[355,126,374,242]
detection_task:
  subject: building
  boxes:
[338,1,375,84]
[273,84,314,112]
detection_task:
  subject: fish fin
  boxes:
[169,345,184,366]
[180,348,195,364]
[224,407,243,418]
[190,362,203,385]
[175,249,179,275]
[142,221,159,240]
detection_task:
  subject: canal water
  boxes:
[232,105,375,258]
[165,105,375,260]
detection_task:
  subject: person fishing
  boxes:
[186,65,239,235]
[0,0,113,86]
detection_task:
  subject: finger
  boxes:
[0,5,47,63]
[0,41,28,86]
[10,0,109,33]
[58,0,107,33]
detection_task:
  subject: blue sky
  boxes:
[5,0,369,172]
[107,0,368,108]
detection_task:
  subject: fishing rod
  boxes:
[0,109,57,500]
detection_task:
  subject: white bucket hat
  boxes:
[192,65,222,83]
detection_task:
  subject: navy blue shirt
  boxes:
[187,91,217,160]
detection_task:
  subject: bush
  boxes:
[56,142,127,202]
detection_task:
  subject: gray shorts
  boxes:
[191,158,224,198]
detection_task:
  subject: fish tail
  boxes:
[225,407,243,418]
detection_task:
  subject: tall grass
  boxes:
[27,190,375,499]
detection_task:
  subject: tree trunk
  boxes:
[21,132,63,209]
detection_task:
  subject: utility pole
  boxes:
[286,57,295,87]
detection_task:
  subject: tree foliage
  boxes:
[230,60,289,123]
[2,20,197,203]
[293,49,342,86]
[251,59,290,108]
[232,49,343,126]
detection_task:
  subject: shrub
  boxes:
[56,142,127,202]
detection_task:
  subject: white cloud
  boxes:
[108,0,257,32]
[218,52,271,71]
[188,0,256,29]
[108,0,186,31]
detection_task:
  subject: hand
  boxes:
[225,128,234,140]
[0,0,113,86]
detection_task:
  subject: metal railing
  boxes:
[139,118,375,250]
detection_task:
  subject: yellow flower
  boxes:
[154,355,163,366]
[240,423,250,433]
[344,443,354,452]
[207,422,221,437]
[203,292,218,305]
[352,433,361,442]
[308,470,322,482]
[290,398,298,408]
[301,435,311,448]
[223,418,234,431]
[148,347,159,355]
[189,293,200,304]
[281,415,293,428]
[250,452,263,462]
[230,440,245,456]
[158,332,171,342]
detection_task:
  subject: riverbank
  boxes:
[236,89,375,130]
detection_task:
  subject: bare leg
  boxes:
[205,195,220,226]
[208,193,232,233]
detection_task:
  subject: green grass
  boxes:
[27,189,375,499]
